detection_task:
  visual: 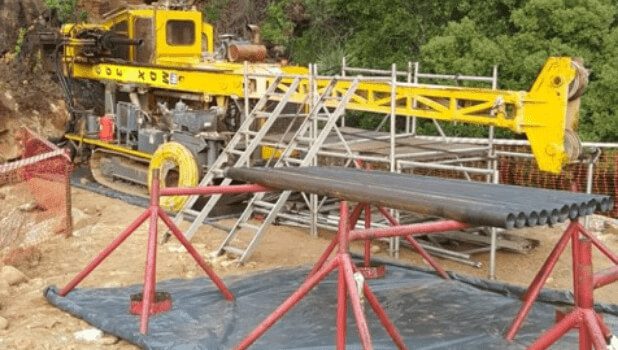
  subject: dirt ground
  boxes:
[0,186,616,349]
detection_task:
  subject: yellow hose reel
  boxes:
[148,142,200,212]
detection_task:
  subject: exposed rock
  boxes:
[166,244,186,253]
[1,246,41,269]
[99,335,119,345]
[1,265,28,286]
[21,217,57,246]
[0,316,8,330]
[220,259,239,268]
[18,202,38,212]
[0,0,46,55]
[71,208,90,225]
[0,92,18,112]
[27,277,45,288]
[12,338,33,350]
[73,328,103,343]
[0,278,10,297]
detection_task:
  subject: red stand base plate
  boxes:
[130,291,172,315]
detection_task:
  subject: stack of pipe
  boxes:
[226,166,612,230]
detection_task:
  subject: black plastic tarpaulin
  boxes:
[45,264,617,349]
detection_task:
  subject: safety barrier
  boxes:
[0,128,72,251]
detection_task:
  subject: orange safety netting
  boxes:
[404,145,618,218]
[497,145,618,217]
[0,128,72,250]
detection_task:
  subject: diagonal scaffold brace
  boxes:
[505,219,618,350]
[57,170,263,334]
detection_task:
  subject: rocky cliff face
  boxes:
[0,0,66,161]
[0,0,46,56]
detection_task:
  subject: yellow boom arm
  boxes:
[262,57,583,173]
[68,57,583,174]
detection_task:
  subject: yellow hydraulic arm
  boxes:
[67,57,585,174]
[262,57,585,174]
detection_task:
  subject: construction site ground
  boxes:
[0,185,617,349]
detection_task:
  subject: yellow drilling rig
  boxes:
[39,2,588,204]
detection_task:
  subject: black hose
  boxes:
[53,41,78,135]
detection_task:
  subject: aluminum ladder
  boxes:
[169,76,304,239]
[215,78,360,263]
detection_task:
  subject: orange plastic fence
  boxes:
[0,128,72,250]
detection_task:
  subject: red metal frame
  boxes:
[57,172,272,334]
[129,291,172,315]
[505,220,618,349]
[356,204,386,279]
[236,201,408,350]
[237,201,469,349]
[309,203,462,280]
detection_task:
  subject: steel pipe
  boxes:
[227,167,611,229]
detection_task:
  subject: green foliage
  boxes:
[263,0,618,141]
[261,2,295,46]
[202,0,229,23]
[44,0,85,23]
[14,28,27,55]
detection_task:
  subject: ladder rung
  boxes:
[242,130,258,136]
[184,208,201,217]
[211,169,225,177]
[255,111,304,119]
[211,224,233,232]
[254,200,275,209]
[283,158,303,164]
[227,149,245,156]
[239,223,261,231]
[278,113,306,118]
[223,246,245,257]
[252,207,269,215]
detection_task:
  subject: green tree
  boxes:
[420,0,618,140]
[263,0,618,141]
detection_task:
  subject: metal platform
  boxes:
[264,126,491,164]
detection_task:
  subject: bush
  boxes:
[44,0,85,23]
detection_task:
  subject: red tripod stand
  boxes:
[506,220,618,349]
[236,201,468,349]
[58,171,270,334]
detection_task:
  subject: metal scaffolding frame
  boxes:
[180,59,548,278]
[289,58,504,277]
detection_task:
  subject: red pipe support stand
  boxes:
[505,220,617,349]
[236,201,408,350]
[376,207,452,280]
[357,204,386,280]
[58,170,234,334]
[160,184,271,196]
[309,203,457,281]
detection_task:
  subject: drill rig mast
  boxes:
[43,4,588,209]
